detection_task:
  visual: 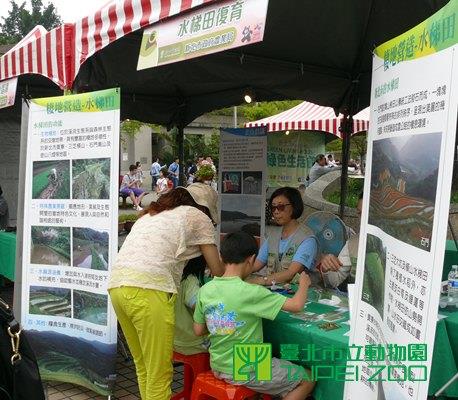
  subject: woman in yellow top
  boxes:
[109,184,223,400]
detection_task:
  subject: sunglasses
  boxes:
[270,203,291,212]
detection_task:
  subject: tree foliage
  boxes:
[0,0,62,44]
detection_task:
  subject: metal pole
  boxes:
[233,106,238,128]
[13,100,29,317]
[339,114,352,219]
[177,126,185,186]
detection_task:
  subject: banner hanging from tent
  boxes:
[267,131,325,187]
[21,88,120,396]
[345,1,458,399]
[219,127,267,240]
[137,0,269,70]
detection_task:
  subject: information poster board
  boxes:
[267,131,325,187]
[21,88,120,395]
[0,77,17,109]
[219,127,267,239]
[345,2,458,400]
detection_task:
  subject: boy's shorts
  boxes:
[214,357,305,398]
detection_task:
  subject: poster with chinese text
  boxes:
[345,2,458,400]
[267,131,325,188]
[21,88,120,396]
[137,0,269,70]
[219,127,267,240]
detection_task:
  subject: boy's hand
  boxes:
[298,271,311,287]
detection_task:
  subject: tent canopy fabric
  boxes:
[245,101,370,136]
[0,0,448,128]
[0,0,215,91]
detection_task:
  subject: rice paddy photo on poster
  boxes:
[243,171,263,195]
[221,171,242,194]
[72,158,110,199]
[361,234,386,318]
[369,132,442,251]
[32,160,70,199]
[73,228,109,270]
[221,195,261,236]
[29,286,71,317]
[31,226,71,266]
[29,331,117,396]
[73,290,108,326]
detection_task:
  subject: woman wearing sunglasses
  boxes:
[248,187,318,286]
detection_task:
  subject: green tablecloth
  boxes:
[264,295,458,399]
[443,240,458,281]
[0,231,16,281]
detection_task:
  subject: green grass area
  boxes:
[324,178,365,208]
[32,170,50,198]
[47,244,71,261]
[452,190,458,204]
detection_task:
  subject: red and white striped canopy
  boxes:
[0,24,73,89]
[245,101,370,137]
[0,0,216,90]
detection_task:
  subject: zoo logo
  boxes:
[233,343,272,382]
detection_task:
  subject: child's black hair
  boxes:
[182,255,207,286]
[220,232,258,264]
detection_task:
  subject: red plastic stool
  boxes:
[190,371,272,400]
[171,352,210,400]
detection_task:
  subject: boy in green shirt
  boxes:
[194,232,315,399]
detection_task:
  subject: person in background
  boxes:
[308,154,341,185]
[187,159,197,185]
[109,185,223,400]
[120,164,145,211]
[205,156,218,191]
[0,185,9,229]
[174,255,209,355]
[168,158,180,188]
[196,156,204,170]
[156,168,170,197]
[248,187,318,286]
[135,161,145,187]
[327,154,338,167]
[298,183,306,199]
[150,157,163,190]
[193,232,315,399]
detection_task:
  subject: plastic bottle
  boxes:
[448,265,458,305]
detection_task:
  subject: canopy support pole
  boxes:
[339,113,353,219]
[177,126,185,186]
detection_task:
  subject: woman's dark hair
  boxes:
[129,164,136,172]
[135,161,141,167]
[182,255,207,285]
[141,187,211,219]
[269,187,304,220]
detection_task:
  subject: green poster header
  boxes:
[375,0,457,68]
[32,88,120,114]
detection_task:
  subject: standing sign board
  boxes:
[21,88,120,395]
[0,77,17,109]
[137,0,269,70]
[345,1,458,399]
[219,127,267,240]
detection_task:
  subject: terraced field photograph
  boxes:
[72,158,110,199]
[29,286,72,317]
[32,160,70,199]
[28,330,117,396]
[361,234,386,318]
[73,228,109,270]
[368,133,442,251]
[30,226,71,266]
[73,290,108,326]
